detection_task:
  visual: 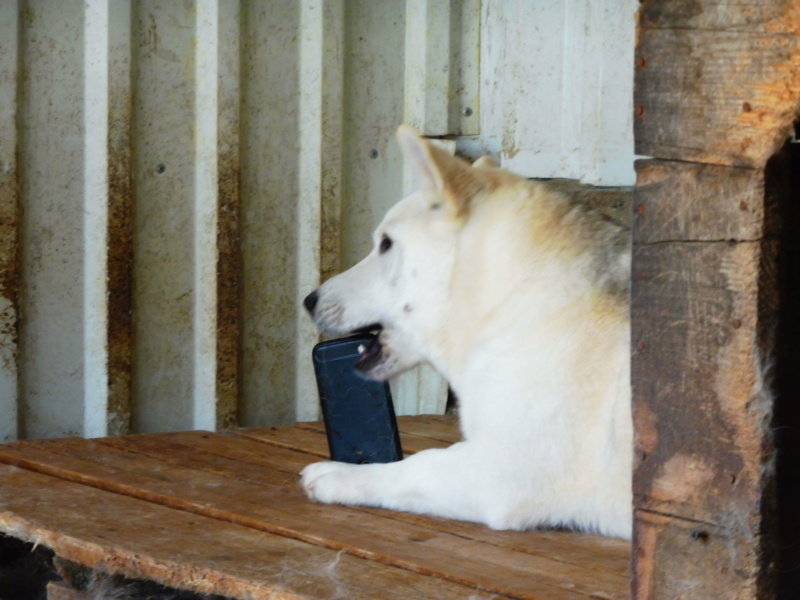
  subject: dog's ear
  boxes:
[396,124,484,215]
[472,156,499,169]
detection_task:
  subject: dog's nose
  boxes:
[303,290,319,314]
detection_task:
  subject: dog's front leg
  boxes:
[301,442,497,525]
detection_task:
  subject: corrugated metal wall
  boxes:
[0,0,637,441]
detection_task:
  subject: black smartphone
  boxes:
[312,333,403,464]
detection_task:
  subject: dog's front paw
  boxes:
[301,461,364,505]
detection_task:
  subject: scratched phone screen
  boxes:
[312,334,403,464]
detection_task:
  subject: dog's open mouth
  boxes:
[352,323,384,375]
[354,334,384,374]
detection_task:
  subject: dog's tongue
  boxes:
[355,336,382,373]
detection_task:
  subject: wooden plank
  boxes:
[0,436,628,600]
[389,414,463,444]
[112,429,315,475]
[632,240,774,516]
[0,464,497,600]
[635,0,800,167]
[227,418,456,458]
[633,160,767,244]
[370,510,632,580]
[47,582,91,600]
[639,1,797,32]
[105,430,632,579]
[633,237,775,515]
[229,425,332,458]
[634,511,761,600]
[630,156,789,598]
[217,422,630,580]
[288,421,454,454]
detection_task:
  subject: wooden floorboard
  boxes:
[0,465,491,600]
[232,422,453,456]
[0,416,631,600]
[395,414,466,443]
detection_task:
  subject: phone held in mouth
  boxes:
[312,333,403,464]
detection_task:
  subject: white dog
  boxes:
[301,125,632,538]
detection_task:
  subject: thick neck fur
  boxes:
[424,175,630,431]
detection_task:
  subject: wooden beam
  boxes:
[631,147,800,598]
[635,0,800,169]
[633,2,800,596]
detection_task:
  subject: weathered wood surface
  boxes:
[0,416,631,600]
[630,149,800,599]
[47,581,91,600]
[633,160,768,244]
[635,0,800,169]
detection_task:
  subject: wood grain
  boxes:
[632,239,774,525]
[633,160,768,244]
[630,156,790,598]
[633,511,761,600]
[46,582,91,600]
[0,464,499,600]
[635,0,800,168]
[226,416,456,458]
[0,419,631,600]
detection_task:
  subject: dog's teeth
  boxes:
[357,344,366,355]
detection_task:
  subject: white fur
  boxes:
[302,125,632,538]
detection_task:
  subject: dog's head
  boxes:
[304,125,496,380]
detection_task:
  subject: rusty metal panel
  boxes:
[106,0,133,436]
[0,0,19,442]
[215,0,242,431]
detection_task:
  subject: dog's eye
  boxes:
[379,235,393,254]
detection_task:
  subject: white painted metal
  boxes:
[239,1,304,427]
[192,0,220,431]
[296,0,345,422]
[1,0,638,439]
[132,0,218,433]
[82,0,111,438]
[0,0,19,443]
[18,0,109,439]
[404,0,452,135]
[482,0,639,185]
[340,0,407,271]
[404,0,481,136]
[449,0,482,136]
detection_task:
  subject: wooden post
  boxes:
[632,2,800,598]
